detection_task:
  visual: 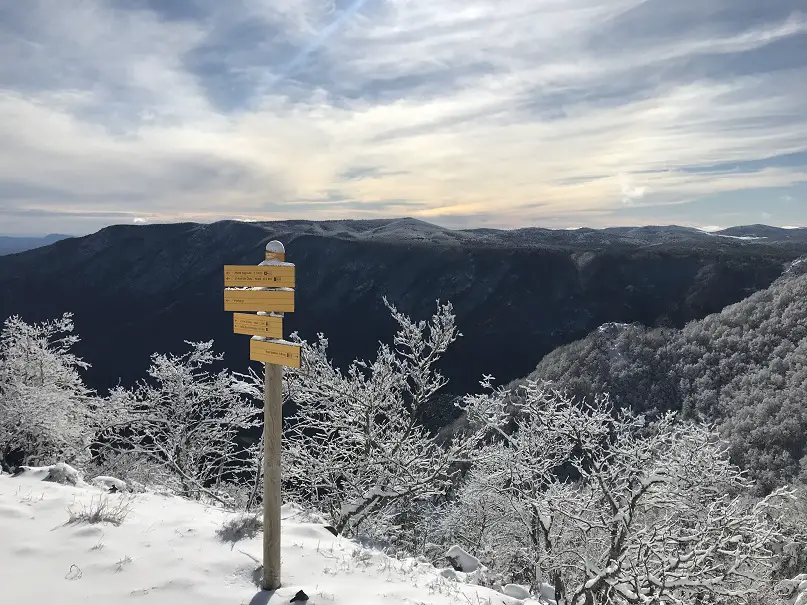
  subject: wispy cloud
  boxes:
[0,0,805,234]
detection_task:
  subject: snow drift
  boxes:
[0,468,552,605]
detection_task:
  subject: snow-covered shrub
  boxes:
[90,476,128,493]
[16,462,88,487]
[778,574,807,605]
[217,512,263,543]
[445,544,480,572]
[450,380,791,604]
[764,487,807,589]
[66,494,131,526]
[95,341,261,502]
[282,299,483,537]
[43,462,84,486]
[502,584,531,599]
[553,415,790,605]
[83,450,166,493]
[447,380,615,588]
[0,314,105,468]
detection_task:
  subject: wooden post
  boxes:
[224,239,300,590]
[263,361,283,590]
[262,240,285,591]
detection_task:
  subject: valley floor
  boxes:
[0,471,537,605]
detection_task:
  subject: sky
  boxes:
[0,0,806,236]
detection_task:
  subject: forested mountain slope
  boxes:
[0,219,804,399]
[523,258,807,491]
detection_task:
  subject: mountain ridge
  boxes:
[1,219,806,399]
[0,233,72,256]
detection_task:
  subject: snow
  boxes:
[250,336,301,347]
[777,574,807,605]
[597,322,630,334]
[226,287,295,292]
[503,583,531,599]
[538,583,556,602]
[0,472,551,605]
[445,544,481,572]
[714,234,767,241]
[90,476,129,492]
[18,462,88,487]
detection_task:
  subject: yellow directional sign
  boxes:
[265,250,285,262]
[250,338,301,368]
[224,265,295,288]
[233,313,283,338]
[224,289,295,313]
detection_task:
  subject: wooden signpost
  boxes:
[233,313,283,339]
[224,289,295,313]
[224,265,295,288]
[250,338,301,368]
[224,241,301,590]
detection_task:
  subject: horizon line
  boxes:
[2,217,806,239]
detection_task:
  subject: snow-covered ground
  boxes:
[0,469,544,605]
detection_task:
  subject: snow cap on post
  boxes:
[265,240,285,262]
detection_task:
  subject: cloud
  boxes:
[0,0,806,234]
[619,173,648,205]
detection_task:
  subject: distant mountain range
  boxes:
[0,234,72,256]
[0,219,805,398]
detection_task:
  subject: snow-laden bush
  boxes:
[95,341,261,502]
[217,512,263,543]
[83,450,163,494]
[90,476,128,493]
[43,461,84,486]
[66,494,132,526]
[0,314,107,468]
[445,544,480,572]
[447,380,792,604]
[281,299,483,537]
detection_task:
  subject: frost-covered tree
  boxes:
[97,340,260,502]
[282,299,481,536]
[523,260,807,491]
[554,416,790,605]
[0,313,101,468]
[450,381,791,604]
[450,379,615,587]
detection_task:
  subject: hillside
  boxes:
[522,257,807,491]
[0,467,535,605]
[0,219,805,401]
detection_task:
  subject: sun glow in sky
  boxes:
[0,0,805,235]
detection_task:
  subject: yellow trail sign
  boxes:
[266,250,285,262]
[250,338,301,368]
[224,289,295,313]
[233,313,283,338]
[224,265,295,288]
